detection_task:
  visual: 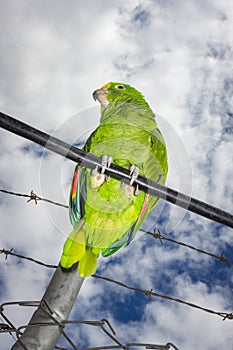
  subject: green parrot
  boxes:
[60,82,168,277]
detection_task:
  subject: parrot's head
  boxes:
[93,82,149,108]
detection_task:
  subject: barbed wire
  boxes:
[86,343,179,350]
[1,187,232,266]
[0,248,232,321]
[0,248,57,268]
[1,188,233,350]
[0,301,180,350]
[0,188,68,208]
[92,275,233,321]
[142,229,233,266]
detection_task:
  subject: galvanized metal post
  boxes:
[11,266,84,350]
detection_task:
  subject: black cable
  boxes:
[0,111,233,229]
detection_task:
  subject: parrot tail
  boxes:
[60,220,98,277]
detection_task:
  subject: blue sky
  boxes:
[0,1,233,349]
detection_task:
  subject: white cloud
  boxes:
[0,0,233,349]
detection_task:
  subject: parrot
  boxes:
[60,82,168,277]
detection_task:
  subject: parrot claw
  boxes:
[130,165,139,185]
[101,155,113,181]
[91,155,113,188]
[101,155,112,174]
[135,184,140,196]
[129,165,140,196]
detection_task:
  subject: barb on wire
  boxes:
[92,274,233,321]
[0,248,57,268]
[0,188,68,208]
[143,229,233,266]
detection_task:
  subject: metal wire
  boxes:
[1,111,233,228]
[0,248,57,268]
[86,342,180,349]
[92,275,233,321]
[0,189,68,208]
[1,225,232,269]
[1,301,181,350]
[144,229,233,265]
[1,249,232,321]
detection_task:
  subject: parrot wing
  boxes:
[69,165,86,227]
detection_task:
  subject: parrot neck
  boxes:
[100,100,155,124]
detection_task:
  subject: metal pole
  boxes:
[1,111,233,228]
[11,266,84,350]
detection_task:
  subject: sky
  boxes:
[0,0,233,349]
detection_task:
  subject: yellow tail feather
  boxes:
[60,222,86,269]
[78,248,98,277]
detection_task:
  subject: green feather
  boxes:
[60,82,168,277]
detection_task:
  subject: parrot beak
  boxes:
[92,88,109,107]
[92,90,98,101]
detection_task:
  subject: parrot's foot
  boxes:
[129,165,140,196]
[91,155,113,188]
[100,155,113,181]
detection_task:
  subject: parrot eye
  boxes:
[115,85,126,90]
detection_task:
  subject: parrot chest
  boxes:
[87,123,154,170]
